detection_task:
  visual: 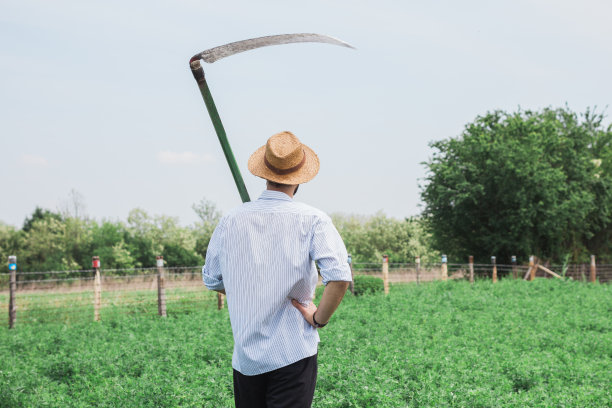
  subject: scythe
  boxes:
[189,33,354,203]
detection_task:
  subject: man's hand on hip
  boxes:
[291,280,350,328]
[291,299,317,327]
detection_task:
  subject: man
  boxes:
[202,131,352,407]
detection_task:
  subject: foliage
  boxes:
[332,212,438,264]
[126,208,203,268]
[89,221,136,270]
[0,280,610,406]
[352,275,383,295]
[22,207,62,232]
[421,107,612,263]
[21,217,80,271]
[3,193,437,272]
[0,222,21,258]
[192,198,222,259]
[1,200,208,272]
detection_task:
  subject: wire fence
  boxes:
[1,261,610,328]
[354,261,612,283]
[0,266,214,326]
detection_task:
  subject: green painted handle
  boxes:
[190,60,250,203]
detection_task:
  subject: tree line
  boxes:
[0,199,434,272]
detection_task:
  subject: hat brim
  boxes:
[248,144,320,184]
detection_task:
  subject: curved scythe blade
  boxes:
[193,33,354,64]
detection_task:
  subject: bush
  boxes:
[352,275,383,296]
[421,107,612,263]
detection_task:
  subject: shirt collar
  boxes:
[258,190,294,202]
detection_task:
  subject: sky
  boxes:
[1,0,611,228]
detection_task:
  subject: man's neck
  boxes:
[266,184,297,198]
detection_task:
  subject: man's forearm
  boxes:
[315,280,350,324]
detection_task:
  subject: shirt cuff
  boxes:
[320,265,353,286]
[202,270,225,291]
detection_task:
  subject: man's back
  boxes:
[203,190,350,375]
[203,131,351,407]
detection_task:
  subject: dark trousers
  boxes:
[233,354,318,408]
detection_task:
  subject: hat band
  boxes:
[264,149,306,175]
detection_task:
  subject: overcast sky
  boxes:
[1,0,611,227]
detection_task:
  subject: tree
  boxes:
[90,221,137,270]
[331,212,438,264]
[22,207,62,232]
[59,189,87,221]
[192,198,222,259]
[126,208,203,267]
[21,218,78,271]
[421,107,612,263]
[0,222,23,271]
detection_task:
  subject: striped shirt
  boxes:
[202,190,352,375]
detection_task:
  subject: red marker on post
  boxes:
[382,254,389,295]
[92,256,101,321]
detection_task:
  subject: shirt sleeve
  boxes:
[309,215,352,285]
[202,219,225,291]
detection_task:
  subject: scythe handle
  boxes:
[190,60,251,203]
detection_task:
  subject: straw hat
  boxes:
[248,131,319,184]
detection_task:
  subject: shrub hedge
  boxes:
[352,275,383,296]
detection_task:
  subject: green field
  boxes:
[1,280,610,407]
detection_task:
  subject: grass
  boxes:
[0,279,610,407]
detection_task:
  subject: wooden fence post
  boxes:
[217,293,224,310]
[590,255,597,283]
[491,256,497,283]
[415,256,420,285]
[156,256,167,317]
[8,256,17,329]
[468,256,474,284]
[92,256,101,321]
[529,255,536,281]
[511,255,517,279]
[441,254,448,280]
[348,254,354,295]
[382,255,389,295]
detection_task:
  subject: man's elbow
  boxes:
[202,276,224,293]
[328,280,350,290]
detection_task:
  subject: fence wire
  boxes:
[0,262,609,327]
